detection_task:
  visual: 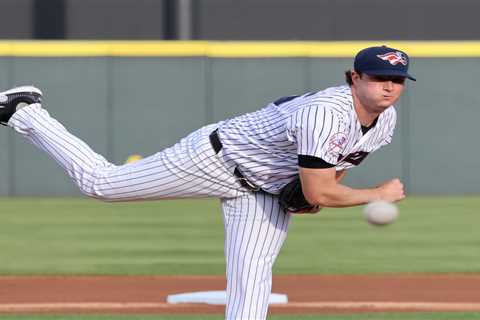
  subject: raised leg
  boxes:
[8,104,243,201]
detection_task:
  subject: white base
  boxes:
[166,290,288,305]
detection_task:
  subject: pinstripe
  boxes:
[32,111,106,166]
[224,199,237,316]
[250,195,275,319]
[94,149,230,192]
[21,115,247,199]
[218,85,396,190]
[222,192,290,320]
[231,195,247,316]
[13,113,103,197]
[241,193,266,320]
[301,107,309,154]
[31,111,108,172]
[226,195,248,317]
[258,198,290,319]
[311,107,326,156]
[220,85,395,318]
[233,195,257,317]
[10,105,245,201]
[234,195,254,317]
[15,113,98,174]
[23,113,98,169]
[314,110,335,158]
[310,106,319,154]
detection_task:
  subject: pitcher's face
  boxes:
[352,72,405,113]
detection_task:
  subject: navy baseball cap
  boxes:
[354,45,416,81]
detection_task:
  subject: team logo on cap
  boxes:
[376,51,408,66]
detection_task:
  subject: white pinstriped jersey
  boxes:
[218,85,397,194]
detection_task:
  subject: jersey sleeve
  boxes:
[287,104,348,166]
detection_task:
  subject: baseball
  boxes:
[363,201,399,226]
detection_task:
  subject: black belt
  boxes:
[209,129,260,192]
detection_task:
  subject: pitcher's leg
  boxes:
[9,104,114,198]
[222,192,291,320]
[9,104,242,200]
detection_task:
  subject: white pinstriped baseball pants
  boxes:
[9,104,291,320]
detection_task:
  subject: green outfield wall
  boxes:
[0,41,477,196]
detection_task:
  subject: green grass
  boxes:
[3,314,480,320]
[0,196,480,275]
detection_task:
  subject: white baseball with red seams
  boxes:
[363,201,399,226]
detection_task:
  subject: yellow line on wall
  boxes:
[0,41,480,57]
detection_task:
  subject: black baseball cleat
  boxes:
[0,86,43,126]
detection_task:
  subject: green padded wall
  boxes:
[11,58,109,196]
[408,59,480,194]
[0,56,478,196]
[110,58,208,163]
[210,58,308,122]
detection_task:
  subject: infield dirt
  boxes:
[2,274,480,315]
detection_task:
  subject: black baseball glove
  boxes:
[278,177,315,213]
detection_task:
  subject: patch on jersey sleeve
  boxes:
[328,132,347,154]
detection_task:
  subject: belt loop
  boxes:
[209,129,223,154]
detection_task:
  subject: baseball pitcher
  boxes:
[0,45,415,319]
